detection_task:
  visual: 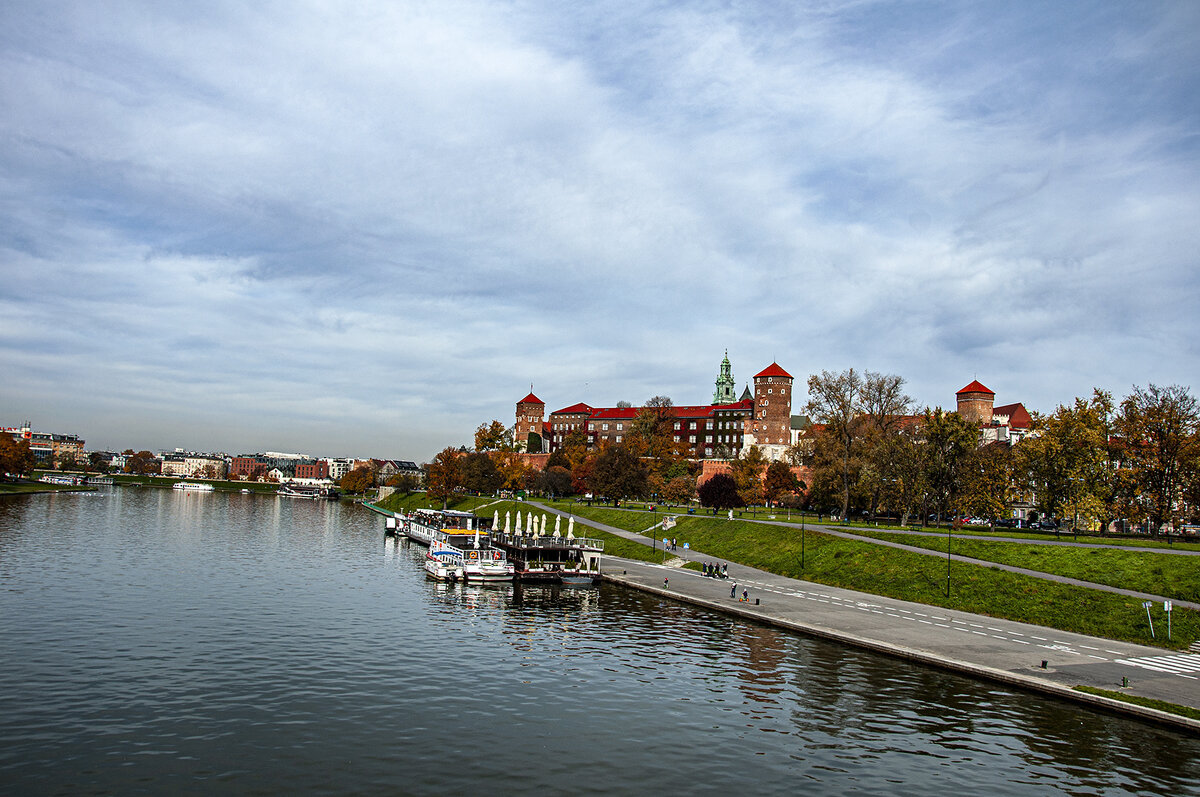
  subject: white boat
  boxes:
[173,482,214,492]
[406,509,514,582]
[424,539,464,582]
[278,483,340,500]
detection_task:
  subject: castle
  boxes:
[515,353,795,462]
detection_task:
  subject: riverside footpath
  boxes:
[527,502,1200,735]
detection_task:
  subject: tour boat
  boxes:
[406,509,515,582]
[172,482,214,492]
[278,483,340,500]
[424,539,464,582]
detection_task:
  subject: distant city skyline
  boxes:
[3,3,1198,463]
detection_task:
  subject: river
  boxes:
[1,487,1197,795]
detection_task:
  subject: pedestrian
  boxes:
[664,576,669,589]
[722,563,728,578]
[741,588,748,602]
[731,583,737,599]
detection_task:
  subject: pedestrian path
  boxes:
[529,501,1200,733]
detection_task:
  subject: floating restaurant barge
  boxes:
[387,507,603,585]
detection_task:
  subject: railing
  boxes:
[488,531,604,551]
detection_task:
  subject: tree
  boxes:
[1115,384,1200,533]
[386,472,421,493]
[587,444,648,505]
[491,451,532,491]
[460,452,503,494]
[125,450,161,475]
[857,372,914,517]
[698,472,744,511]
[340,466,374,494]
[921,408,979,521]
[730,445,767,506]
[662,474,697,505]
[424,447,463,508]
[0,436,35,478]
[763,460,800,506]
[56,453,78,471]
[536,465,573,498]
[957,442,1014,526]
[474,420,513,451]
[805,368,865,521]
[526,432,543,454]
[88,451,110,473]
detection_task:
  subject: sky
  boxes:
[2,1,1199,462]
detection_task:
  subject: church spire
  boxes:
[713,350,736,404]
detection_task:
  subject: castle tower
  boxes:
[752,362,793,460]
[713,350,736,404]
[515,391,545,452]
[956,380,995,425]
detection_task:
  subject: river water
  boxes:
[1,487,1197,795]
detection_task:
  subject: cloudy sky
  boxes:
[3,2,1198,461]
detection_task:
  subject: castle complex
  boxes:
[517,358,1035,464]
[516,354,795,462]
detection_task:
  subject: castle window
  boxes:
[674,436,680,442]
[674,422,680,430]
[616,436,622,443]
[689,435,696,443]
[768,389,773,394]
[616,423,623,431]
[603,424,609,431]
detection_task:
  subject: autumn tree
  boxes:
[491,451,532,491]
[763,460,800,506]
[698,472,744,511]
[0,436,35,478]
[386,472,421,493]
[857,372,914,517]
[728,445,767,506]
[474,420,513,452]
[805,368,865,520]
[536,465,572,498]
[424,447,463,508]
[125,450,161,475]
[460,452,503,494]
[340,466,375,494]
[1115,384,1200,533]
[662,474,697,505]
[88,451,110,474]
[587,444,647,505]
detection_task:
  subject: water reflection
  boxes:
[0,490,1197,796]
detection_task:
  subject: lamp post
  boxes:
[946,520,952,598]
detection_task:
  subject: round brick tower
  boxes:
[753,362,793,459]
[956,380,995,425]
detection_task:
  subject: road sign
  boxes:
[1164,601,1173,612]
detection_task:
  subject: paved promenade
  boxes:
[527,502,1200,734]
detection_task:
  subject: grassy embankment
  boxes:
[539,500,1200,650]
[374,492,666,564]
[1072,686,1200,721]
[848,530,1200,603]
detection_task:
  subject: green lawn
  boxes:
[848,530,1200,602]
[547,501,1200,650]
[0,480,94,495]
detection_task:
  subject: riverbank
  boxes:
[601,557,1200,736]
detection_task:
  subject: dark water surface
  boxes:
[1,488,1197,795]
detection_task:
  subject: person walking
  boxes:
[664,576,669,590]
[730,583,737,599]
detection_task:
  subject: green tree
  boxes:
[922,408,979,521]
[526,432,543,454]
[857,372,914,517]
[340,466,374,494]
[587,444,648,505]
[662,474,697,505]
[1115,384,1200,533]
[88,452,110,473]
[698,472,744,511]
[957,442,1014,526]
[56,452,78,471]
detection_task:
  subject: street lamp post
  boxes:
[946,522,952,598]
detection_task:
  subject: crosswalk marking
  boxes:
[1116,653,1200,679]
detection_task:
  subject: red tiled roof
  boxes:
[754,362,792,379]
[992,402,1032,429]
[551,403,593,415]
[956,380,994,396]
[518,392,543,405]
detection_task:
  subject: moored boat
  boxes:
[278,483,340,500]
[424,539,464,582]
[172,481,215,492]
[405,509,514,582]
